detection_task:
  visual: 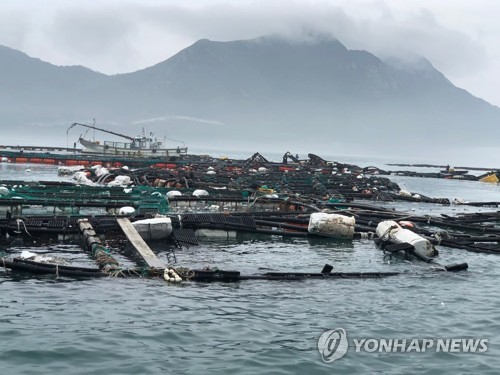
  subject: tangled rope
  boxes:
[433,230,450,245]
[379,224,398,241]
[107,268,142,278]
[173,267,195,281]
[91,244,120,272]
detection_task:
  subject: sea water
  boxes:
[0,160,499,374]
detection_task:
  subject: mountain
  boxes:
[1,36,499,160]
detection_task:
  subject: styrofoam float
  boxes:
[132,217,173,240]
[308,212,355,239]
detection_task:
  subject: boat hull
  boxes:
[79,138,187,158]
[479,173,499,183]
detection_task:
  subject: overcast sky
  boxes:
[1,0,499,106]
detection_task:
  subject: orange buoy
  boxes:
[65,159,82,166]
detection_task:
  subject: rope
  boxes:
[434,232,442,245]
[246,196,260,211]
[109,269,125,278]
[380,224,398,241]
[20,220,32,237]
[174,267,195,280]
[107,268,146,278]
[91,245,120,271]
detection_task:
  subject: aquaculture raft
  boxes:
[0,184,170,215]
[0,148,195,168]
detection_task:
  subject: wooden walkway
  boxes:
[117,218,166,269]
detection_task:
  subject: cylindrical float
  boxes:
[376,220,437,257]
[308,212,355,239]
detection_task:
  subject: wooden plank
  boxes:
[116,218,165,269]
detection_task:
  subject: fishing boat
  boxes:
[69,122,188,158]
[440,167,469,176]
[479,172,499,183]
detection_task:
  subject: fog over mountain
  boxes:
[1,35,499,163]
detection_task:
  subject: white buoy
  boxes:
[399,190,412,197]
[264,194,279,199]
[95,167,109,177]
[166,190,182,199]
[73,171,95,186]
[164,268,182,283]
[118,206,136,216]
[193,189,209,197]
[107,175,131,187]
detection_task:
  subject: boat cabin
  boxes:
[103,136,163,150]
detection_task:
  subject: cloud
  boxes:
[0,5,33,49]
[0,0,494,101]
[46,7,138,72]
[334,6,487,77]
[0,1,488,73]
[132,115,224,126]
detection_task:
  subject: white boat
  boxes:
[69,122,188,158]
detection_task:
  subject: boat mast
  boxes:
[67,122,135,141]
